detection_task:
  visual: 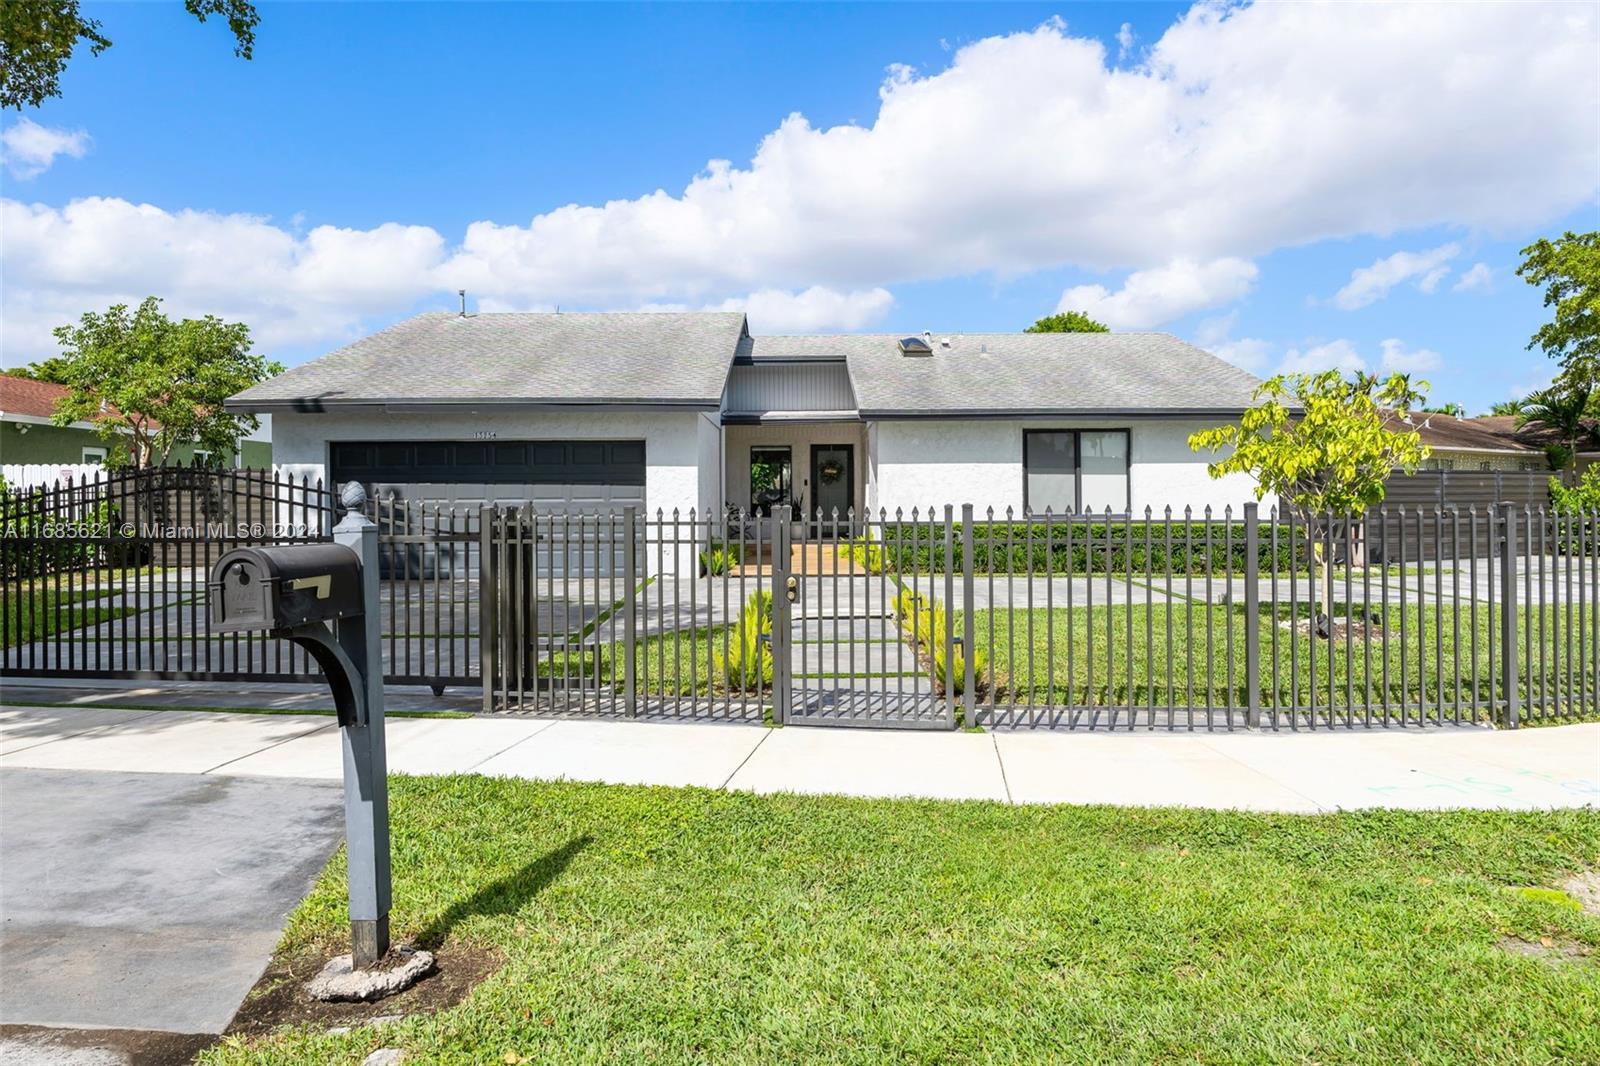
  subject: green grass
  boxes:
[203,776,1600,1065]
[973,603,1596,720]
[1,586,134,647]
[534,623,740,696]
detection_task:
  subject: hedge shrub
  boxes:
[865,521,1313,576]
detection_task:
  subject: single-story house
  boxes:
[1379,410,1550,473]
[1,372,272,473]
[1465,414,1598,472]
[227,311,1267,528]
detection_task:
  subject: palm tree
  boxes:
[1488,397,1526,416]
[1517,379,1597,472]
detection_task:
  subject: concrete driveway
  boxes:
[0,767,343,1039]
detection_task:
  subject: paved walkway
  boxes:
[1,700,1594,812]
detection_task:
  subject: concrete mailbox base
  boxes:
[305,946,435,1003]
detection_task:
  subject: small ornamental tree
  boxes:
[1188,370,1430,627]
[48,297,281,468]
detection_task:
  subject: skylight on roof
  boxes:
[898,336,933,356]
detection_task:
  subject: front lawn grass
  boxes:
[204,777,1600,1065]
[1,585,134,648]
[972,603,1594,720]
[534,623,738,696]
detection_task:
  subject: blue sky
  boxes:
[2,1,1596,414]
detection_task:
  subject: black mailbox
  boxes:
[208,544,364,634]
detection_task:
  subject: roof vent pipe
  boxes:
[458,290,467,317]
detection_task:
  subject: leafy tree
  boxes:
[47,297,281,468]
[8,355,74,383]
[1516,376,1597,473]
[1,0,258,110]
[1487,397,1526,417]
[1025,311,1109,333]
[1188,370,1430,626]
[1420,402,1465,417]
[1517,230,1600,383]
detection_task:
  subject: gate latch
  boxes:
[785,575,799,603]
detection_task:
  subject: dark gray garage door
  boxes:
[331,439,646,511]
[331,439,646,576]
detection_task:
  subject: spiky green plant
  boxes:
[717,590,773,691]
[893,588,986,697]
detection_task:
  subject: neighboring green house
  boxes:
[1,373,271,469]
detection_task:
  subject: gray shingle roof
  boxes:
[752,332,1263,416]
[228,311,748,410]
[231,312,1263,417]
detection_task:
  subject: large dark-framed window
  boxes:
[1023,429,1131,514]
[749,446,794,515]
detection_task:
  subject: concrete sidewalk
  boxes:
[1,702,1595,812]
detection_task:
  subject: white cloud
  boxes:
[1058,257,1257,329]
[708,286,894,331]
[1279,339,1367,375]
[1378,337,1443,373]
[1192,312,1271,372]
[1116,22,1136,60]
[1452,262,1493,292]
[3,3,1597,362]
[1332,243,1460,310]
[1,119,90,179]
[638,286,895,332]
[0,197,447,361]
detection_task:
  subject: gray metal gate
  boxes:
[774,506,958,730]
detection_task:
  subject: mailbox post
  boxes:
[207,501,392,969]
[333,509,391,968]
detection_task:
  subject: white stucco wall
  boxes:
[870,418,1268,517]
[721,423,868,514]
[271,409,705,516]
[695,413,723,518]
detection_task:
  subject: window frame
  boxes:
[749,445,795,515]
[80,446,108,465]
[1022,428,1132,515]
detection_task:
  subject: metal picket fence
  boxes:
[4,471,1594,733]
[479,502,1597,730]
[0,466,480,692]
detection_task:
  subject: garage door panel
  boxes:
[333,440,647,578]
[335,439,645,489]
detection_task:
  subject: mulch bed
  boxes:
[226,941,503,1036]
[1279,617,1390,642]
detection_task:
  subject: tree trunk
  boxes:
[1313,540,1332,629]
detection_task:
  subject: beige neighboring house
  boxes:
[1468,414,1600,473]
[1380,410,1551,473]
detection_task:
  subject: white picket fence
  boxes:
[2,462,291,491]
[1,463,108,490]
